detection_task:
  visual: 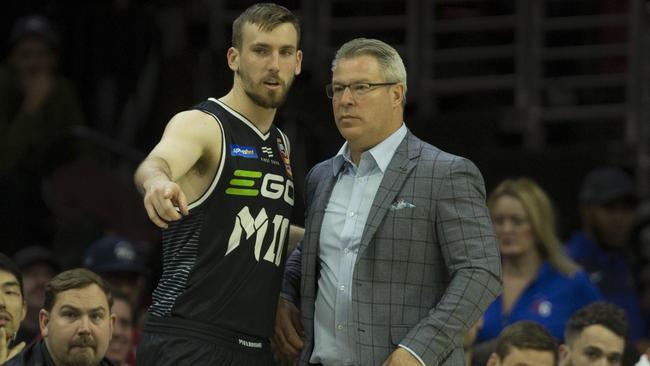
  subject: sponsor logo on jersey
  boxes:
[261,146,274,158]
[230,144,258,158]
[276,138,292,178]
[226,207,289,266]
[260,146,280,166]
[225,170,294,205]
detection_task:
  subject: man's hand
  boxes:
[0,327,25,364]
[143,179,189,228]
[382,347,422,366]
[273,297,304,358]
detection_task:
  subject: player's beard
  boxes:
[237,67,294,109]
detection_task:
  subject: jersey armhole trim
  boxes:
[187,110,226,210]
[276,127,291,157]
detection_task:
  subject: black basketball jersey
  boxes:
[148,98,295,338]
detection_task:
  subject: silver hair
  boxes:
[331,38,407,106]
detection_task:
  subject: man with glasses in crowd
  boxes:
[275,38,501,366]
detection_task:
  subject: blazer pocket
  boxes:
[384,207,430,242]
[390,324,411,346]
[388,206,428,219]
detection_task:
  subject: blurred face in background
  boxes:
[0,269,26,341]
[101,272,144,311]
[106,297,133,365]
[560,325,624,366]
[9,36,56,78]
[583,199,635,250]
[22,262,56,310]
[491,195,537,259]
[488,347,555,366]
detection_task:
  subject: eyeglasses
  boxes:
[325,82,398,99]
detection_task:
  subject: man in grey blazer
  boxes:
[275,38,501,366]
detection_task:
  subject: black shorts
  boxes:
[136,316,275,366]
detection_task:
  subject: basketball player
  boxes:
[134,3,303,365]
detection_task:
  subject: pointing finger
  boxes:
[177,190,189,216]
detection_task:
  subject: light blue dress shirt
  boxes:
[310,124,412,366]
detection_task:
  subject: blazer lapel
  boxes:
[357,131,421,262]
[307,160,338,245]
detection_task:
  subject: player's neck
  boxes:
[220,89,276,134]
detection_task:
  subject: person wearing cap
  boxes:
[0,14,84,175]
[12,246,60,345]
[0,253,27,365]
[565,166,645,343]
[82,236,146,366]
[82,236,147,314]
[0,15,85,254]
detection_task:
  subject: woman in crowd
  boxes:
[476,178,601,343]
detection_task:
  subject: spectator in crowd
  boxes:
[5,268,114,366]
[0,14,84,176]
[106,293,135,366]
[565,166,644,342]
[83,235,148,314]
[0,15,85,253]
[486,320,558,366]
[12,246,60,345]
[476,178,601,344]
[631,201,650,347]
[0,253,26,364]
[559,301,628,366]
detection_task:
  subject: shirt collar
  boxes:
[332,123,407,175]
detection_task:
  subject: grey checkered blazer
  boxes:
[298,131,501,365]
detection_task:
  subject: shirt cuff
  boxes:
[636,354,650,366]
[398,344,426,366]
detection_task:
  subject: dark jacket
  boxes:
[5,339,113,366]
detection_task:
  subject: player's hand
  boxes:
[382,347,421,366]
[0,327,25,364]
[143,179,189,228]
[273,297,304,358]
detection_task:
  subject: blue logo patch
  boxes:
[230,144,258,158]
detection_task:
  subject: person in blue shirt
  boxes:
[565,166,644,343]
[476,178,601,344]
